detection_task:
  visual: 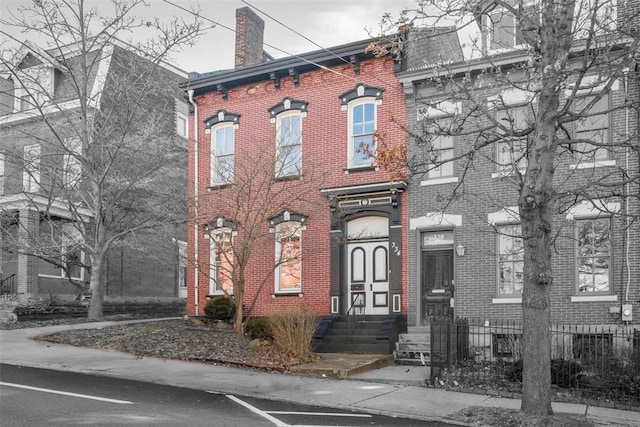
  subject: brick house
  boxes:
[0,41,188,300]
[397,0,640,360]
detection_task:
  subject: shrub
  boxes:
[505,359,523,382]
[268,304,318,363]
[245,317,272,341]
[203,296,236,322]
[551,358,583,388]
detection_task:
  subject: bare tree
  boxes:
[370,0,639,416]
[0,0,202,319]
[199,137,328,335]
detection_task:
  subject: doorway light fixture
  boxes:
[456,243,466,256]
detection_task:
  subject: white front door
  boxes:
[347,241,390,315]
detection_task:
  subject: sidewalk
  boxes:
[1,319,638,426]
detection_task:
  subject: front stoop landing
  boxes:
[289,353,393,379]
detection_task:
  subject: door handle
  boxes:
[370,284,372,291]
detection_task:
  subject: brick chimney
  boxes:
[235,7,265,68]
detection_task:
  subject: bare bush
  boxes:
[268,304,318,363]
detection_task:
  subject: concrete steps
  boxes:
[313,315,401,354]
[394,332,431,365]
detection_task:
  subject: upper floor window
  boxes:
[62,138,82,189]
[497,224,523,297]
[176,112,188,139]
[426,118,455,179]
[576,218,610,294]
[23,143,40,193]
[496,105,529,173]
[340,84,383,170]
[270,211,307,294]
[205,110,240,187]
[0,152,4,195]
[572,95,610,164]
[270,98,307,178]
[486,7,524,51]
[14,66,54,112]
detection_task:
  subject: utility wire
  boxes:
[162,0,360,84]
[240,0,406,94]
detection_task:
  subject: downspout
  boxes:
[188,89,200,316]
[623,69,631,304]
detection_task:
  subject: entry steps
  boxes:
[394,331,431,365]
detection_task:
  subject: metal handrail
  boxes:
[346,295,365,344]
[0,274,17,300]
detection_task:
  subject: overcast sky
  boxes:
[1,0,426,74]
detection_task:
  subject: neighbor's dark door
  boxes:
[421,250,454,321]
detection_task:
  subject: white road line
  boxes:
[225,394,289,427]
[0,382,134,404]
[267,411,371,418]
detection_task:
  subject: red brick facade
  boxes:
[184,53,408,318]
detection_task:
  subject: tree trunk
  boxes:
[88,250,106,320]
[234,277,244,334]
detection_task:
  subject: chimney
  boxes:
[235,7,265,68]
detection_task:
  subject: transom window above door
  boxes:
[346,216,389,240]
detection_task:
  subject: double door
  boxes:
[347,241,389,315]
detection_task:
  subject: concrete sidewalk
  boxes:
[1,319,638,426]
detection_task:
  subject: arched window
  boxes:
[205,110,239,186]
[270,211,307,294]
[339,84,383,169]
[269,98,307,178]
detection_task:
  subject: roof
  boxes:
[405,26,464,72]
[180,38,383,97]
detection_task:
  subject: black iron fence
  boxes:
[429,318,640,408]
[0,274,17,300]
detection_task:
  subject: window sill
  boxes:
[272,291,303,297]
[275,174,303,182]
[491,169,525,179]
[208,183,232,191]
[571,295,617,302]
[206,292,234,298]
[420,176,459,186]
[570,160,616,170]
[492,297,522,304]
[344,165,377,174]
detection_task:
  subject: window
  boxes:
[275,221,303,293]
[493,333,522,358]
[426,119,455,179]
[573,333,612,366]
[62,138,82,189]
[38,223,85,280]
[14,66,53,112]
[178,240,187,290]
[23,143,40,193]
[349,100,377,168]
[573,95,610,164]
[209,229,234,294]
[211,125,234,185]
[276,113,302,177]
[498,225,524,297]
[576,218,611,294]
[496,106,529,172]
[176,112,188,139]
[0,152,4,195]
[487,8,523,51]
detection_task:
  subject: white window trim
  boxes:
[176,111,188,139]
[565,200,620,220]
[492,297,522,304]
[569,160,616,170]
[275,110,304,178]
[571,295,618,303]
[495,223,524,299]
[274,221,304,294]
[0,152,4,194]
[420,176,459,186]
[488,207,520,225]
[409,212,462,230]
[417,101,462,121]
[23,143,41,193]
[347,97,378,169]
[210,123,236,186]
[208,229,234,295]
[485,7,525,53]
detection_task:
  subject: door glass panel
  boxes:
[350,247,365,282]
[347,216,388,240]
[373,246,388,282]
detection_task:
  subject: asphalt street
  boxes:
[0,364,454,426]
